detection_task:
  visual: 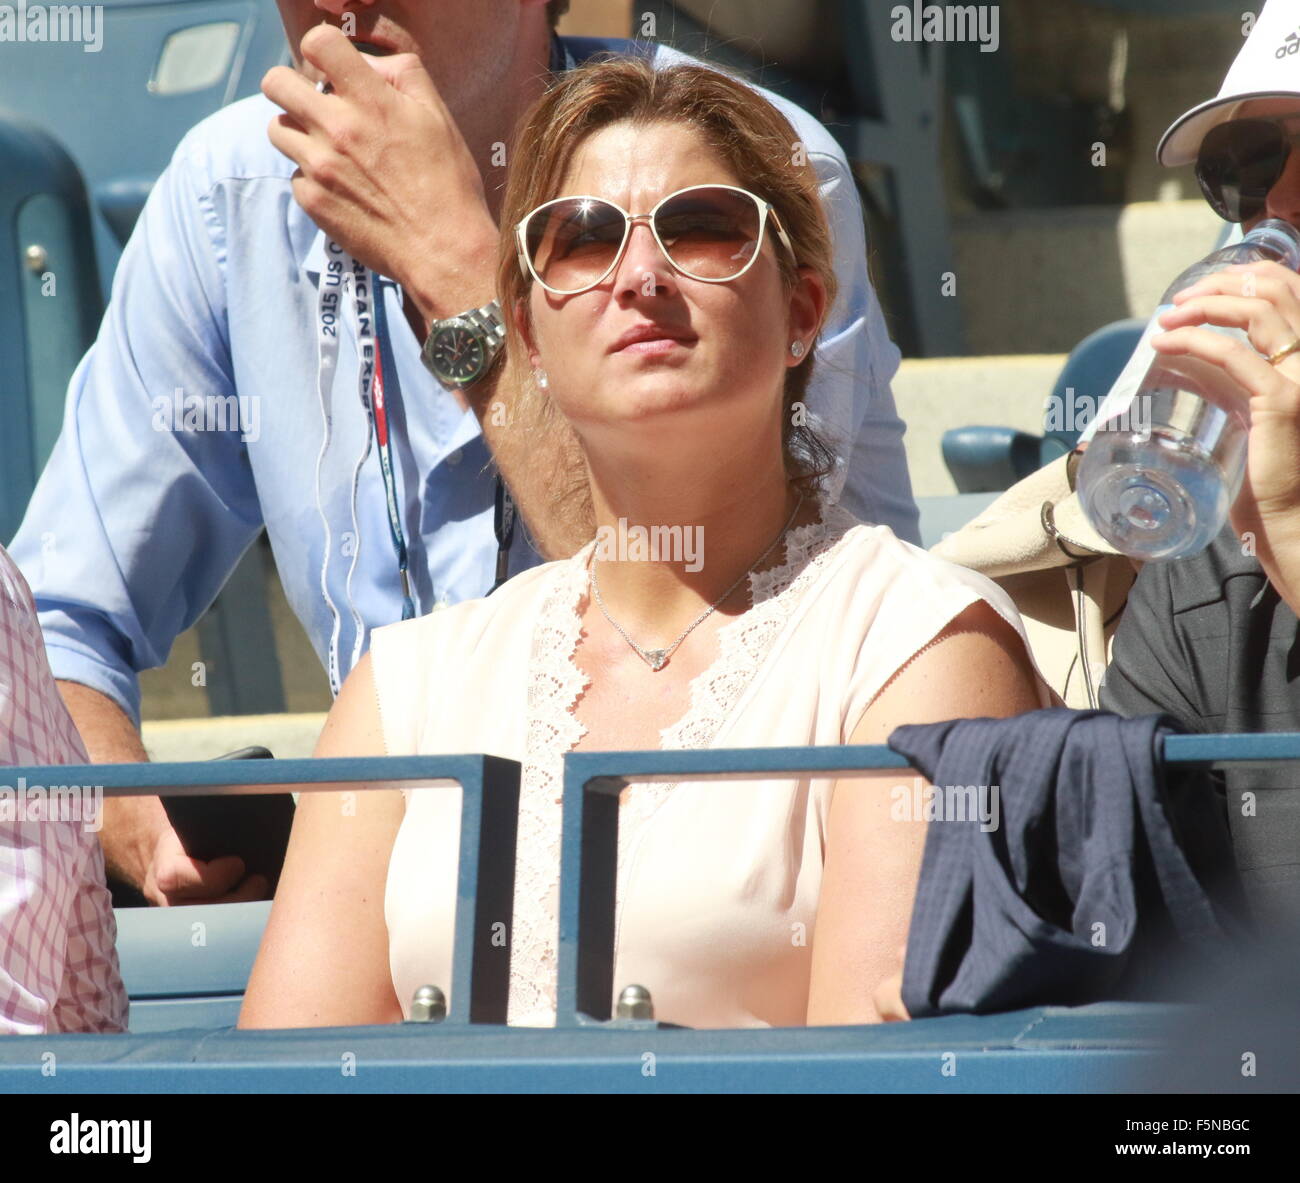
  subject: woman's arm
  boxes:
[238,653,406,1029]
[806,600,1043,1026]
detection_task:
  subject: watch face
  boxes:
[430,324,485,386]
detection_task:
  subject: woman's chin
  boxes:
[608,380,718,422]
[561,380,722,435]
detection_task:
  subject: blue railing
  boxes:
[16,753,524,1027]
[0,734,1291,1092]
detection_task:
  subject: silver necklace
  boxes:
[589,494,804,671]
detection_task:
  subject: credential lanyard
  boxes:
[488,477,516,595]
[315,243,414,696]
[370,286,416,621]
[314,239,349,696]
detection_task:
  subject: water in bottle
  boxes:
[1077,218,1300,560]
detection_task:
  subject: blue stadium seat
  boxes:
[0,117,101,543]
[941,426,1066,496]
[0,1,290,713]
[942,318,1146,494]
[0,0,289,297]
[115,900,270,1033]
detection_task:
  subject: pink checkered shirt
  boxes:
[0,545,127,1034]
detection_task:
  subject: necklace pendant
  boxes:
[642,648,670,671]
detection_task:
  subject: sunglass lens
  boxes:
[1197,119,1288,223]
[526,198,626,293]
[654,188,763,280]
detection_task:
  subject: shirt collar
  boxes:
[550,34,577,75]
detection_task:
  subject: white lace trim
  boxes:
[507,499,863,1026]
[507,554,592,1026]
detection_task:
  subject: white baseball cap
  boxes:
[1159,0,1300,167]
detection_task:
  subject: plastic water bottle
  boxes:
[1077,218,1300,560]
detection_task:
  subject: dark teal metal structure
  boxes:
[0,734,1291,1092]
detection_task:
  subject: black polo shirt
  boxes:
[1101,526,1300,922]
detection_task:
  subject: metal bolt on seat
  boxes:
[410,984,447,1023]
[617,984,654,1021]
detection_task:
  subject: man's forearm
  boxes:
[402,239,592,561]
[57,679,162,892]
[466,364,592,561]
[57,680,148,763]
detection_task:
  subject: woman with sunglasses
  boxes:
[1102,0,1300,922]
[241,58,1047,1031]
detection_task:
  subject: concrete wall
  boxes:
[893,354,1065,498]
[142,712,327,762]
[952,199,1224,355]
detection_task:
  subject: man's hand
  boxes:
[261,26,591,560]
[102,794,271,907]
[59,682,272,906]
[262,24,499,328]
[142,826,270,908]
[1155,258,1300,610]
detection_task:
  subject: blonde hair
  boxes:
[496,56,839,540]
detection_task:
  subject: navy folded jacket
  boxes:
[887,709,1248,1017]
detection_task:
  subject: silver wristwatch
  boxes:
[420,299,506,389]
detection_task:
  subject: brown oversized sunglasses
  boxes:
[516,183,796,296]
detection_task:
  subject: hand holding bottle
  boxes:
[1078,219,1300,560]
[1152,257,1300,606]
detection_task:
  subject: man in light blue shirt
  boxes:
[9,0,918,904]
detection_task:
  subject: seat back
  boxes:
[1080,0,1244,11]
[941,426,1055,495]
[941,317,1148,495]
[0,1,291,709]
[115,900,270,1032]
[1045,318,1146,452]
[0,117,102,542]
[0,0,288,295]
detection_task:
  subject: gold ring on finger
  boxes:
[1267,338,1300,366]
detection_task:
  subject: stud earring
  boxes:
[536,369,549,389]
[791,341,806,359]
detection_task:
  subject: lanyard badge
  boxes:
[314,240,415,696]
[309,80,414,695]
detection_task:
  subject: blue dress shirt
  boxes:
[9,35,918,723]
